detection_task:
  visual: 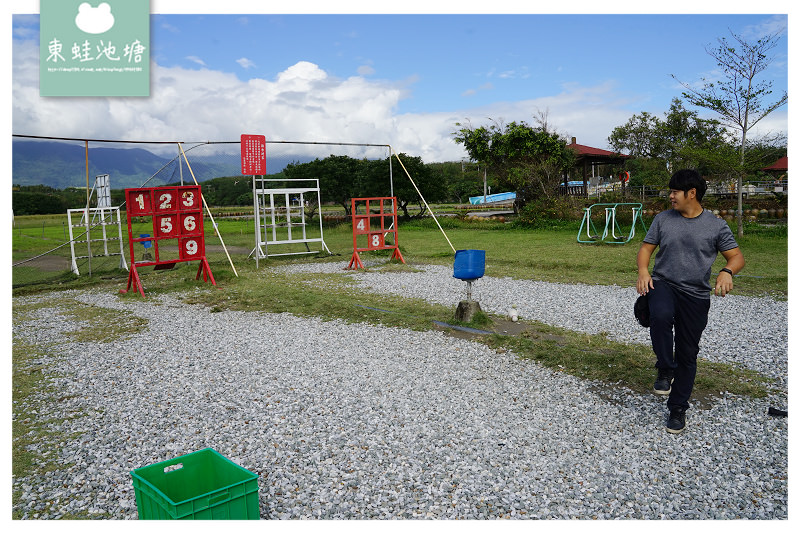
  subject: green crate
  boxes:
[130,448,260,520]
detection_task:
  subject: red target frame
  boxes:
[120,185,215,297]
[346,196,405,270]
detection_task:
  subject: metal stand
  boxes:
[577,203,648,244]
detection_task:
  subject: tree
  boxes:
[388,153,445,220]
[426,161,487,204]
[453,119,575,209]
[673,28,787,237]
[653,99,730,173]
[608,111,661,158]
[284,156,361,215]
[283,153,441,220]
[608,99,729,175]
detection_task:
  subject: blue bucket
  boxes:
[140,234,152,249]
[453,249,485,281]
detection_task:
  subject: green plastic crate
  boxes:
[130,448,260,520]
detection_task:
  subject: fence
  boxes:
[563,180,788,201]
[11,135,393,289]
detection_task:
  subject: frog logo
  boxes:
[75,2,115,34]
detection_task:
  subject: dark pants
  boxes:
[648,280,711,410]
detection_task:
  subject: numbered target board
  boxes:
[121,185,216,297]
[346,196,405,270]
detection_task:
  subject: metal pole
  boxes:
[177,143,238,276]
[85,141,92,276]
[388,146,393,198]
[483,168,487,203]
[253,175,259,268]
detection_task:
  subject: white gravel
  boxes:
[11,261,788,520]
[276,262,788,390]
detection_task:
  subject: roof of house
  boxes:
[566,142,629,159]
[762,156,788,171]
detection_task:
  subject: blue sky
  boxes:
[151,13,788,115]
[8,2,792,163]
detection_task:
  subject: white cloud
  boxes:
[9,40,622,162]
[461,82,493,98]
[160,22,181,34]
[357,64,375,76]
[186,55,206,66]
[236,57,256,69]
[16,38,786,165]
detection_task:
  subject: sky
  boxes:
[7,1,793,164]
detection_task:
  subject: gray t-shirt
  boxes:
[643,209,739,299]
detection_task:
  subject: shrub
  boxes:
[515,197,580,228]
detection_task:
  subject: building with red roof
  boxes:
[563,138,630,196]
[762,156,787,173]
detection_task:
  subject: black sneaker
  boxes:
[667,407,687,434]
[653,370,673,395]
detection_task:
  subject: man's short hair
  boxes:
[669,169,707,202]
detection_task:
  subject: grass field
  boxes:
[13,209,787,295]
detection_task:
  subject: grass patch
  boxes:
[13,229,780,411]
[485,322,772,404]
[123,260,774,404]
[60,301,148,343]
[12,301,74,519]
[12,338,62,483]
[454,309,494,330]
[11,296,150,518]
[179,267,448,333]
[13,216,783,410]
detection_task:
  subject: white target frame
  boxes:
[251,177,331,266]
[67,206,128,275]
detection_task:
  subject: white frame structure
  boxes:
[251,177,331,266]
[67,206,128,275]
[95,173,112,208]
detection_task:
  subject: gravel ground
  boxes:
[11,262,788,520]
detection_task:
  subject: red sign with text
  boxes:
[241,134,266,175]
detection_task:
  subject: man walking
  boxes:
[636,169,745,434]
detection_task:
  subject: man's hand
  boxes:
[636,242,657,295]
[715,247,745,297]
[715,271,733,297]
[637,272,654,295]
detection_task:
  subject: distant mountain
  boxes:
[12,140,176,189]
[12,139,352,190]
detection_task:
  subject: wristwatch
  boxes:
[720,268,733,276]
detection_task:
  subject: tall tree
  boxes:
[453,119,574,209]
[673,28,787,237]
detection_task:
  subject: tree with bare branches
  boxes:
[672,28,787,237]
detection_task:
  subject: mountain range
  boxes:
[11,140,317,190]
